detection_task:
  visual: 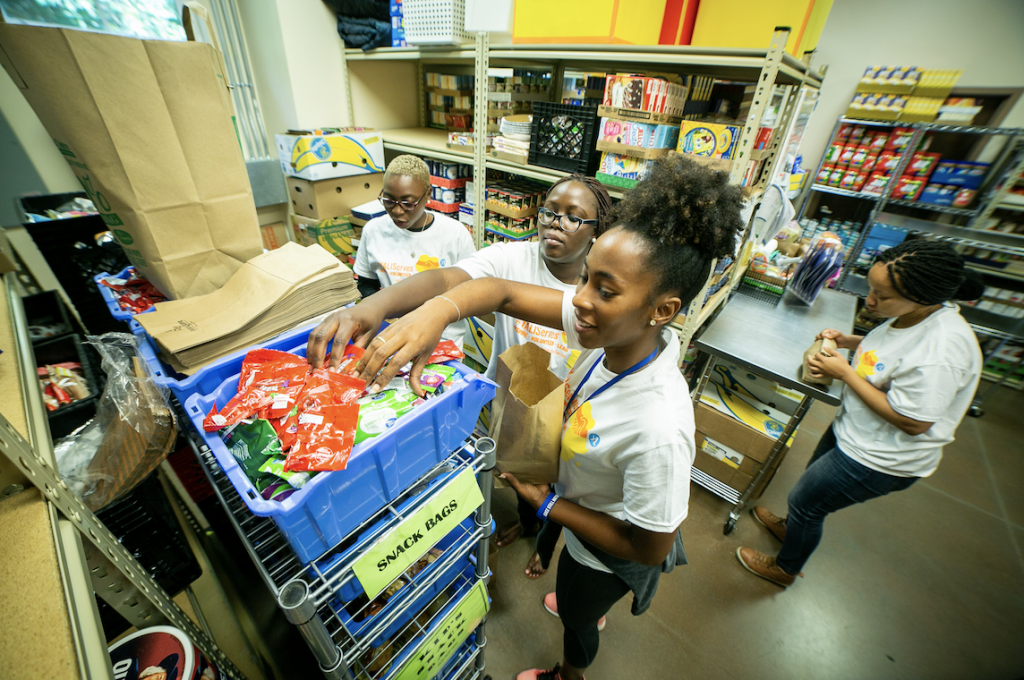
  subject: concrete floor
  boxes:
[480,384,1024,680]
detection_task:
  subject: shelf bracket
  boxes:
[729,28,790,186]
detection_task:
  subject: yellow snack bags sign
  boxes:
[394,580,489,680]
[353,468,483,599]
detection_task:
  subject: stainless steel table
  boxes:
[692,289,857,534]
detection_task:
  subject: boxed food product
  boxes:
[904,152,942,179]
[597,151,656,181]
[953,188,977,207]
[919,183,957,206]
[677,121,741,159]
[827,166,846,187]
[894,176,926,202]
[602,75,687,116]
[863,172,891,196]
[698,382,793,442]
[839,171,861,191]
[825,143,845,163]
[931,161,989,189]
[693,401,790,494]
[876,152,903,176]
[598,117,680,149]
[287,174,384,220]
[838,145,857,165]
[816,164,836,185]
[884,127,916,153]
[278,129,385,181]
[848,145,872,170]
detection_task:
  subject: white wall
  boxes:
[0,67,81,195]
[802,0,1024,172]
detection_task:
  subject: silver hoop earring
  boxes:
[650,319,656,326]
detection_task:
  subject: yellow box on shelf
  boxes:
[513,0,667,45]
[690,0,834,57]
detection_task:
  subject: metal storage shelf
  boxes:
[877,212,1024,255]
[382,128,475,165]
[995,202,1024,212]
[809,184,878,200]
[188,432,493,678]
[959,305,1024,341]
[967,264,1024,283]
[349,43,823,86]
[887,199,979,217]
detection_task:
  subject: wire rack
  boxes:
[187,430,492,679]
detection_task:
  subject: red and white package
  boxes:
[285,403,360,471]
[427,340,464,364]
[336,344,365,375]
[238,349,308,391]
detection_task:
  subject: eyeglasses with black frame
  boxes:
[536,207,599,233]
[379,189,429,213]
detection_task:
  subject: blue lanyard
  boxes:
[563,347,659,423]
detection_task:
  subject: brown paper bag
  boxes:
[0,21,263,300]
[490,343,564,485]
[801,338,838,386]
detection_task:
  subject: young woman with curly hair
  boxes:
[347,155,744,680]
[309,173,614,576]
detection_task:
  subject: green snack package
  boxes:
[419,364,458,393]
[258,456,313,489]
[355,389,423,444]
[226,419,283,481]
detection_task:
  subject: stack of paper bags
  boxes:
[137,242,359,370]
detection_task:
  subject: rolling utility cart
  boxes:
[690,289,856,535]
[185,424,496,680]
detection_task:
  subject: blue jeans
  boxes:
[775,426,919,575]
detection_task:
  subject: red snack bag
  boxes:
[301,369,366,410]
[259,378,309,420]
[336,344,365,375]
[238,349,308,391]
[427,340,465,364]
[285,403,360,471]
[276,407,300,451]
[202,380,284,432]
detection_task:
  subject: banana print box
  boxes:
[290,214,357,257]
[677,121,741,160]
[277,128,385,180]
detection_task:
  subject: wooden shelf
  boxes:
[381,127,474,164]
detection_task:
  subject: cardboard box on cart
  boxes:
[287,174,384,220]
[693,403,790,497]
[277,129,385,181]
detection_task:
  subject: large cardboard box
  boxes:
[277,129,385,181]
[260,222,289,250]
[290,214,357,258]
[694,403,789,495]
[287,174,384,220]
[709,360,803,416]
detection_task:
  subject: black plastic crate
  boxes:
[95,471,203,638]
[529,101,600,176]
[18,192,129,335]
[23,290,75,344]
[33,333,105,441]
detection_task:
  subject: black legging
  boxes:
[555,548,631,668]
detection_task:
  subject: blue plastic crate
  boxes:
[183,353,496,563]
[94,267,155,322]
[328,519,479,646]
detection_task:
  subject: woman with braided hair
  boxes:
[738,238,985,587]
[349,155,744,680]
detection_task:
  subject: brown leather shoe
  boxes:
[736,547,799,587]
[752,506,787,543]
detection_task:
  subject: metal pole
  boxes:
[473,437,495,675]
[472,32,490,250]
[278,579,352,680]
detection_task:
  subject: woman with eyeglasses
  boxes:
[309,172,613,577]
[353,155,476,347]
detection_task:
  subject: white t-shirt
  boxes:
[556,292,695,573]
[833,303,982,478]
[456,242,580,381]
[354,211,475,345]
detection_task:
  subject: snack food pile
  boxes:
[204,341,465,499]
[38,362,90,411]
[98,267,168,314]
